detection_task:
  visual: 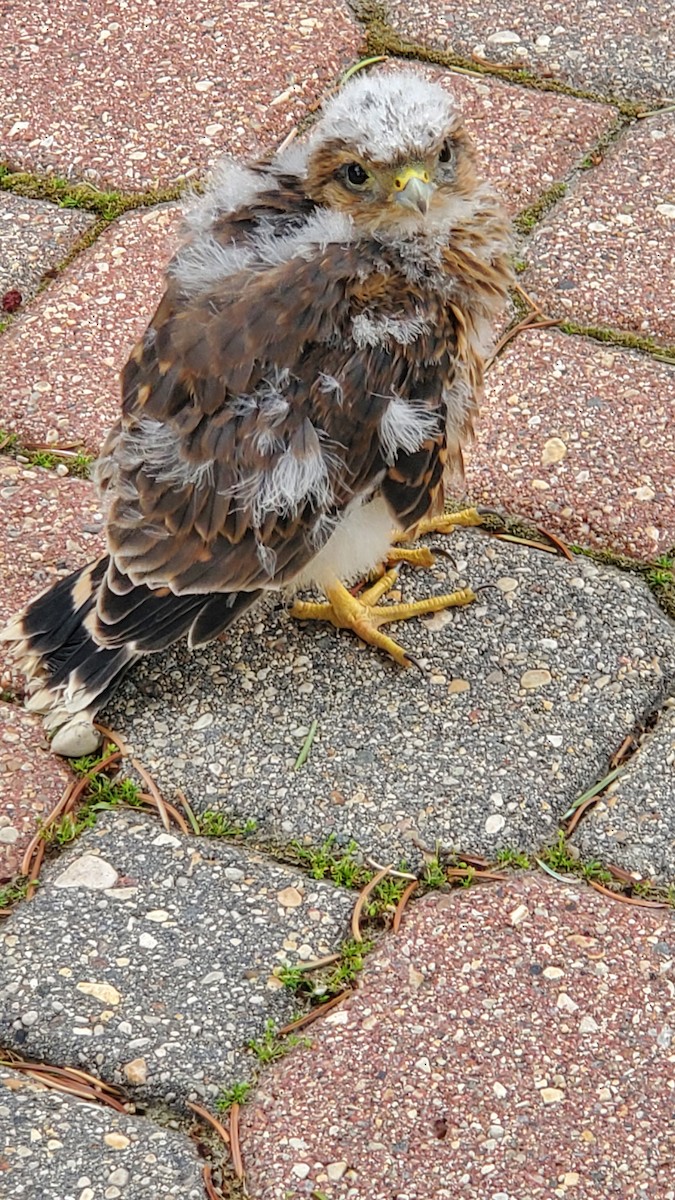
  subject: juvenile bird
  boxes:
[3,68,513,731]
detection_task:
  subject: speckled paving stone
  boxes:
[0,194,94,309]
[0,813,353,1110]
[0,205,181,451]
[0,466,105,695]
[523,114,675,347]
[103,535,675,867]
[572,705,675,886]
[0,704,73,884]
[0,1,361,188]
[0,1066,205,1200]
[467,328,675,558]
[241,876,675,1199]
[384,0,675,101]
[371,63,615,214]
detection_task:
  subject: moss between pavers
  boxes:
[353,0,650,116]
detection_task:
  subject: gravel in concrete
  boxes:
[468,328,675,558]
[241,875,675,1199]
[0,205,181,451]
[104,534,675,867]
[0,813,353,1110]
[523,113,675,347]
[0,2,361,188]
[0,704,73,884]
[384,0,675,101]
[0,1065,206,1199]
[0,194,94,309]
[573,704,675,886]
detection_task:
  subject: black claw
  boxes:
[428,545,458,570]
[403,651,427,674]
[474,583,501,596]
[475,505,505,521]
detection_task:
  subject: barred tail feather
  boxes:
[1,555,260,724]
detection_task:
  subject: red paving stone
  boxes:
[523,113,675,348]
[0,194,94,307]
[0,703,73,883]
[376,63,615,215]
[0,205,182,452]
[386,0,675,102]
[241,876,675,1200]
[0,465,105,693]
[466,327,675,559]
[0,1,361,188]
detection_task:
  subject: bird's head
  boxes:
[304,69,478,234]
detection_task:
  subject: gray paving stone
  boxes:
[383,0,675,102]
[104,535,675,867]
[572,704,675,885]
[0,1066,205,1199]
[0,815,353,1111]
[0,194,94,308]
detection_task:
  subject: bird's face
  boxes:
[304,72,479,235]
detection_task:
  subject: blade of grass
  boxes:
[293,719,318,771]
[562,765,624,822]
[175,788,201,835]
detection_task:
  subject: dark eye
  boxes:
[345,162,368,186]
[439,140,454,165]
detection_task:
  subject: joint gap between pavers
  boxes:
[354,2,648,116]
[0,165,187,221]
[0,425,96,478]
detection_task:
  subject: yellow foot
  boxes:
[290,572,476,668]
[396,505,488,544]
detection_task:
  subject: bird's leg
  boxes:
[290,571,477,668]
[386,506,488,568]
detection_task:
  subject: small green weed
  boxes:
[199,811,258,837]
[290,834,364,888]
[421,856,447,889]
[496,847,532,869]
[215,1081,252,1112]
[248,1020,307,1065]
[0,877,29,912]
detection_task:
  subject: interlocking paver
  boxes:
[0,704,73,884]
[241,877,675,1199]
[0,814,353,1110]
[105,534,675,870]
[523,114,675,348]
[0,467,105,694]
[0,1066,206,1199]
[0,194,94,309]
[0,1,361,188]
[384,0,675,101]
[573,705,675,885]
[467,328,675,559]
[0,205,181,450]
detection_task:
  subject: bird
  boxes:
[2,67,513,734]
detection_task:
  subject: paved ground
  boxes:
[1,1,674,1196]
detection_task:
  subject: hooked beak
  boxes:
[391,167,434,215]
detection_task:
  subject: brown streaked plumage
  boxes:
[2,68,513,731]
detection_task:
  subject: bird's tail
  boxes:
[2,555,259,728]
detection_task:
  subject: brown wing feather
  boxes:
[98,238,467,598]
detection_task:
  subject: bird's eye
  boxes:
[344,162,369,187]
[439,140,454,165]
